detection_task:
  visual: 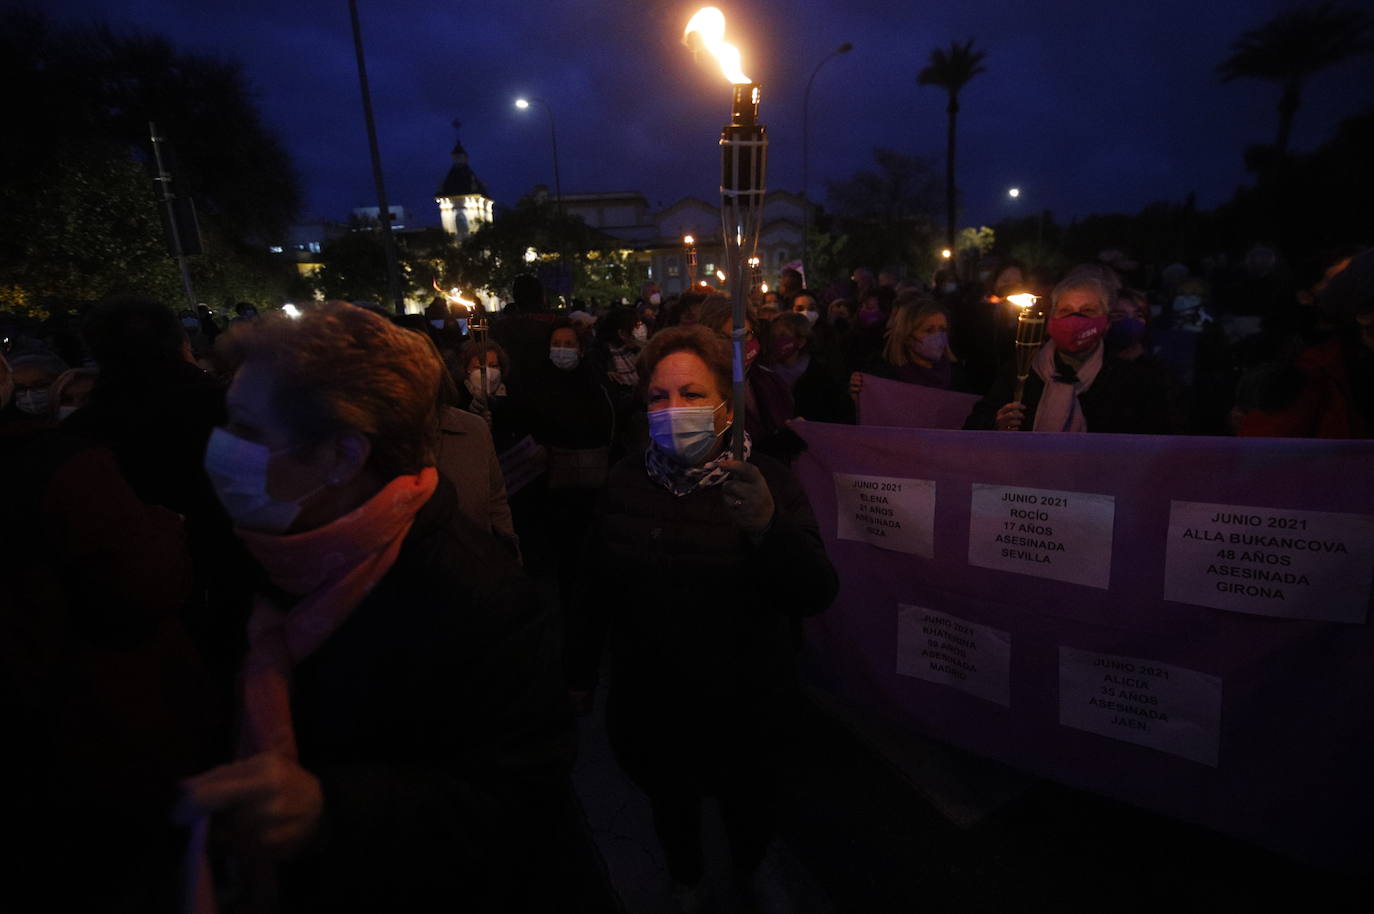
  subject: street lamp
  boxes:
[514,95,569,299]
[1006,185,1043,248]
[801,41,853,281]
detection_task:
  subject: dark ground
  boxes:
[574,688,1370,913]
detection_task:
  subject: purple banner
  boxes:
[857,373,981,429]
[792,421,1374,868]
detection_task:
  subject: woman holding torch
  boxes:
[964,271,1169,434]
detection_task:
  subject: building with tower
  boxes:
[435,128,493,239]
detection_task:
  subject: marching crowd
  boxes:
[0,242,1370,913]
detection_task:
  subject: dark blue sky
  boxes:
[37,0,1374,229]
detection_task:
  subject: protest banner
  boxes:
[856,373,981,429]
[792,420,1374,868]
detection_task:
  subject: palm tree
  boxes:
[1219,3,1373,160]
[917,39,987,249]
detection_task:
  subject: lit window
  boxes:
[269,245,284,253]
[309,242,321,254]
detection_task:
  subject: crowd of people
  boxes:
[0,241,1369,913]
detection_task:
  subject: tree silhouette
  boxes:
[1219,3,1373,160]
[917,39,987,249]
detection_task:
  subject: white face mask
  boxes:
[57,405,79,422]
[15,388,50,417]
[549,347,580,370]
[203,428,324,534]
[429,319,445,329]
[632,324,649,343]
[647,402,728,465]
[803,310,819,325]
[649,293,662,306]
[466,367,501,396]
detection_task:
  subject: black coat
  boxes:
[791,355,856,424]
[566,452,838,788]
[278,475,578,912]
[964,350,1171,434]
[519,359,617,451]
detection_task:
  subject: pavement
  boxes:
[571,683,1367,913]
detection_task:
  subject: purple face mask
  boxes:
[858,309,885,328]
[913,331,948,362]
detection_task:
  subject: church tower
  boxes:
[435,122,493,239]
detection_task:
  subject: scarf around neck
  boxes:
[644,431,753,497]
[1031,341,1104,433]
[185,467,438,914]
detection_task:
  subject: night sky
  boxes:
[35,0,1374,231]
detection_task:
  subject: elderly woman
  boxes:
[567,324,838,907]
[849,297,961,402]
[184,302,574,910]
[964,270,1170,433]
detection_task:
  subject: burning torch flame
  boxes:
[433,279,476,310]
[684,7,750,84]
[1006,293,1038,311]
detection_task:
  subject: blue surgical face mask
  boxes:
[647,402,728,465]
[549,347,581,370]
[203,428,324,534]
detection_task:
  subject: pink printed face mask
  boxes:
[1048,313,1109,354]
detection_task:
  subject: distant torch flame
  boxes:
[684,7,750,84]
[434,279,475,310]
[1006,293,1038,310]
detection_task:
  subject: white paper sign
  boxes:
[834,474,936,557]
[1059,647,1222,766]
[896,605,1011,707]
[967,484,1115,589]
[1164,501,1374,624]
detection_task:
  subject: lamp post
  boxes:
[348,0,404,315]
[515,96,570,301]
[1008,185,1044,250]
[801,41,852,281]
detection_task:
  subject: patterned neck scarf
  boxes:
[644,431,753,497]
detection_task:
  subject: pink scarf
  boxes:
[186,467,438,912]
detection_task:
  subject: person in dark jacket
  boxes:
[566,325,838,910]
[2,407,215,912]
[63,296,250,689]
[180,302,581,912]
[965,271,1170,434]
[766,312,854,424]
[520,319,619,601]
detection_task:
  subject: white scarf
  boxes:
[1031,341,1103,433]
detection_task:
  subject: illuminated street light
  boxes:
[515,95,568,296]
[941,248,953,259]
[282,303,302,318]
[1008,187,1021,198]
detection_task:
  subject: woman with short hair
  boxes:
[185,301,575,911]
[964,271,1170,433]
[566,324,837,908]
